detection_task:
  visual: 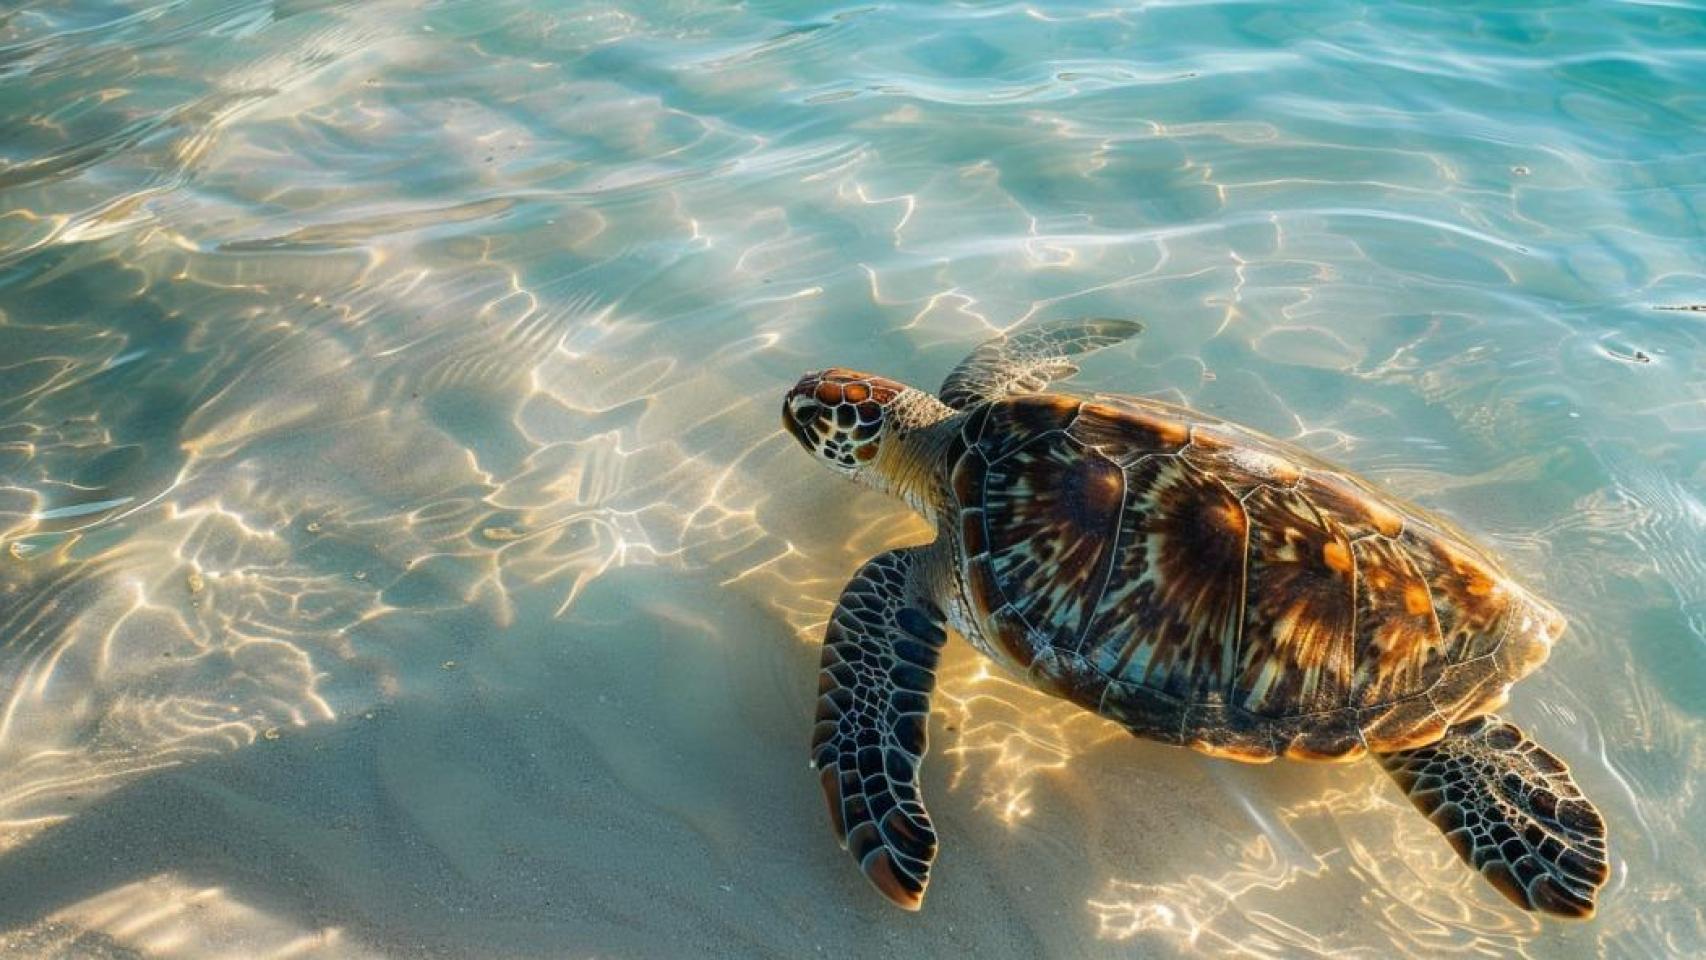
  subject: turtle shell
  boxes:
[946,394,1565,762]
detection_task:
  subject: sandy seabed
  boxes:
[1,1,1703,958]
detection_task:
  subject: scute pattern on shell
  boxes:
[1089,454,1247,704]
[982,432,1123,644]
[1233,482,1358,718]
[951,394,1561,760]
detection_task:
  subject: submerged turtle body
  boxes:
[783,318,1609,919]
[945,392,1564,763]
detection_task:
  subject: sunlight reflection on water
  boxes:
[0,0,1703,957]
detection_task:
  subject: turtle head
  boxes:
[783,368,907,479]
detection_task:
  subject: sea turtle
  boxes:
[782,318,1610,918]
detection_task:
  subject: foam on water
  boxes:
[1,0,1703,957]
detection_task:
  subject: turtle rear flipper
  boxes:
[939,317,1143,408]
[811,547,947,910]
[1377,715,1610,918]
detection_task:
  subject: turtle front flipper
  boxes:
[1376,715,1610,918]
[938,317,1143,409]
[811,547,947,910]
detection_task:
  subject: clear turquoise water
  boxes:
[1,1,1703,957]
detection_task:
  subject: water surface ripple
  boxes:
[0,1,1703,957]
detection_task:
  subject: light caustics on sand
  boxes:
[0,874,379,959]
[0,0,1703,958]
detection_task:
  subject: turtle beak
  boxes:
[783,407,811,451]
[782,381,822,452]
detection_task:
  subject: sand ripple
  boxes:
[0,0,1702,957]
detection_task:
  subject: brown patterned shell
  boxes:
[946,393,1566,763]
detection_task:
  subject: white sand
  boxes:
[0,0,1700,956]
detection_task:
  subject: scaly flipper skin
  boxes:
[938,317,1144,409]
[1377,715,1610,918]
[810,547,948,910]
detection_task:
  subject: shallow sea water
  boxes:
[1,0,1704,957]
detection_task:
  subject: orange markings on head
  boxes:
[815,382,844,404]
[1465,576,1495,597]
[1321,540,1352,574]
[855,445,877,462]
[843,382,869,403]
[1403,584,1432,617]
